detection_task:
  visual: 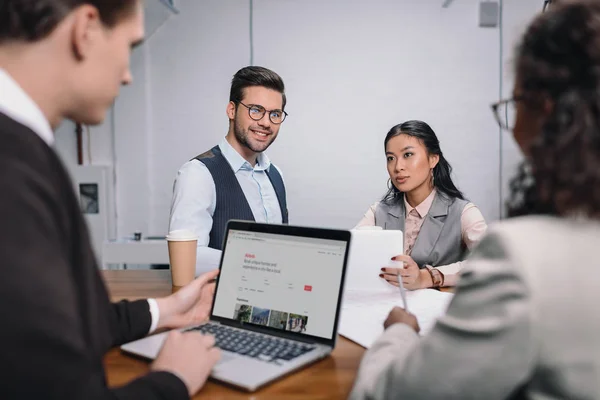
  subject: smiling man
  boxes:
[169,66,289,273]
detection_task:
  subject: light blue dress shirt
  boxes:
[169,138,285,274]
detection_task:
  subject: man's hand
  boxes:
[151,330,220,396]
[383,306,420,333]
[156,269,219,330]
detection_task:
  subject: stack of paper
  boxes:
[339,289,453,348]
[341,228,453,348]
[345,229,404,292]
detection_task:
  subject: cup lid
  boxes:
[166,229,198,241]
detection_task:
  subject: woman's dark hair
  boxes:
[382,120,464,205]
[0,0,138,44]
[508,0,600,218]
[229,66,286,110]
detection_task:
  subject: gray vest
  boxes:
[374,193,468,268]
[194,146,288,250]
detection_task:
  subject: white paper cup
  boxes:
[167,230,198,286]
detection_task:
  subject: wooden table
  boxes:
[102,270,365,399]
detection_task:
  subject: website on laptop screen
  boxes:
[212,230,347,340]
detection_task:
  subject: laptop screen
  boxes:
[211,228,348,341]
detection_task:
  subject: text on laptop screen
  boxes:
[212,230,347,340]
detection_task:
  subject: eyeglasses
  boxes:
[491,97,523,131]
[238,102,288,124]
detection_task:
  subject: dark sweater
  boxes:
[0,113,188,399]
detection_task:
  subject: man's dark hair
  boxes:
[229,66,286,110]
[0,0,138,43]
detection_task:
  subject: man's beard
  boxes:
[234,118,277,153]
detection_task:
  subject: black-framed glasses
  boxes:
[238,102,288,124]
[491,97,523,131]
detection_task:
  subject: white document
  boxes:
[339,289,453,348]
[345,229,404,292]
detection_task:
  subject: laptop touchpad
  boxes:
[216,352,236,365]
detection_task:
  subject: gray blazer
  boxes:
[349,216,600,400]
[374,193,469,267]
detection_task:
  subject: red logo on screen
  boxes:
[304,285,312,292]
[245,253,255,258]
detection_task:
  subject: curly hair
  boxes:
[508,0,600,218]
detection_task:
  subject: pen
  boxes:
[397,269,409,313]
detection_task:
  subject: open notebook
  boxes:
[339,289,453,348]
[340,228,453,348]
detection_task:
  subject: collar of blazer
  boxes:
[386,191,452,220]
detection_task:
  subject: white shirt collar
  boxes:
[0,68,54,145]
[218,137,271,172]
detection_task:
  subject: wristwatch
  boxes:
[425,265,445,288]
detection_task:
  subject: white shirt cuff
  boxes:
[147,298,160,334]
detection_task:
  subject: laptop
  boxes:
[121,220,351,392]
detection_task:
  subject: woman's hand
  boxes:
[379,255,432,290]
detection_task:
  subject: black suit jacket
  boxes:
[0,113,188,399]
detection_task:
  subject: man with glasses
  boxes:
[169,66,289,273]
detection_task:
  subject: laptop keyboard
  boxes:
[188,323,316,362]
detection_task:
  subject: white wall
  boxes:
[147,0,249,234]
[54,115,113,167]
[54,0,545,239]
[113,43,153,238]
[255,0,501,228]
